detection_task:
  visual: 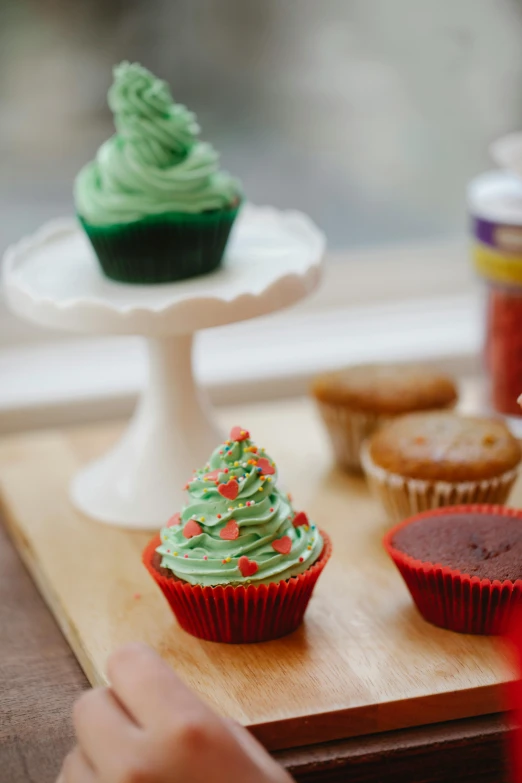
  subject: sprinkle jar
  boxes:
[468,171,522,418]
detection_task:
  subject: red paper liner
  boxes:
[383,505,522,635]
[143,531,332,643]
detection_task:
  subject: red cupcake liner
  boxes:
[383,505,522,635]
[142,531,332,643]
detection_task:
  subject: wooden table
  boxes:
[0,407,517,783]
[0,517,513,783]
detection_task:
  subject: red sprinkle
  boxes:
[133,592,141,600]
[272,535,292,555]
[293,511,308,528]
[203,555,208,560]
[218,479,239,501]
[167,512,181,528]
[183,519,203,539]
[217,514,222,519]
[299,557,304,562]
[230,426,250,441]
[184,554,189,559]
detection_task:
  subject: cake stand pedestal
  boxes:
[3,205,325,529]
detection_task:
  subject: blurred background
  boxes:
[3,0,522,252]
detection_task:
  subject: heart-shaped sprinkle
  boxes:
[204,469,222,481]
[218,480,239,500]
[220,519,239,540]
[238,556,258,577]
[230,426,250,442]
[272,535,292,555]
[257,457,275,475]
[293,511,309,528]
[183,519,203,539]
[167,512,181,528]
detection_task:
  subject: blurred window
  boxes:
[2,0,522,253]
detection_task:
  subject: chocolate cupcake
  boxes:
[311,364,457,472]
[384,505,522,634]
[362,411,521,523]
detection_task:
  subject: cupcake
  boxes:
[311,364,457,472]
[384,505,522,634]
[362,411,521,524]
[142,426,331,643]
[75,62,242,284]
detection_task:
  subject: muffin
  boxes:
[75,62,242,284]
[362,411,521,523]
[142,426,331,643]
[311,364,458,472]
[384,505,522,634]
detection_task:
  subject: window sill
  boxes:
[0,292,481,433]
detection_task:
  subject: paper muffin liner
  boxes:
[361,441,518,525]
[142,531,332,644]
[316,402,386,472]
[384,505,522,635]
[79,202,240,284]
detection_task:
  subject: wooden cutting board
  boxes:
[0,397,517,751]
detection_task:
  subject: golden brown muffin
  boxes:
[311,364,457,415]
[368,412,521,482]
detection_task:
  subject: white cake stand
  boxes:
[3,205,325,529]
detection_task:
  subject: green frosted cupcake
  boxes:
[74,62,242,284]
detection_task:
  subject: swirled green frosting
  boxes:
[156,427,324,587]
[75,61,241,225]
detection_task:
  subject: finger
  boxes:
[60,746,97,783]
[74,687,141,773]
[107,642,210,728]
[226,720,292,779]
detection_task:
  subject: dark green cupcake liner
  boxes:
[79,203,241,284]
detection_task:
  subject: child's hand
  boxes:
[58,642,292,783]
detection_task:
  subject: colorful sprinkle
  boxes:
[307,545,312,550]
[218,479,239,500]
[173,551,178,556]
[238,556,258,577]
[293,511,308,528]
[133,592,141,600]
[184,554,189,558]
[203,555,208,560]
[220,519,239,540]
[167,512,181,528]
[217,514,222,519]
[272,535,292,555]
[299,557,304,563]
[230,426,250,442]
[183,520,203,539]
[257,457,275,475]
